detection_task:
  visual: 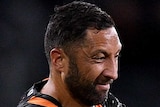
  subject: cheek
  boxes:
[75,55,104,81]
[79,64,103,81]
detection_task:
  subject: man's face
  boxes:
[65,27,122,106]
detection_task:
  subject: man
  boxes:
[17,1,126,107]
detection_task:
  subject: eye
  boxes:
[92,53,106,62]
[115,53,121,59]
[115,49,121,59]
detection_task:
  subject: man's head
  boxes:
[44,1,115,62]
[44,1,121,106]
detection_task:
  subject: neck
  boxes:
[40,76,91,107]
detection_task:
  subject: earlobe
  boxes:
[50,48,64,69]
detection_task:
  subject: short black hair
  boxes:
[44,0,115,62]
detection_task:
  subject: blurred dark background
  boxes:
[0,0,160,107]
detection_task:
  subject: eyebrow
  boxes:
[116,49,122,54]
[91,48,122,56]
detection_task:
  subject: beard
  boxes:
[64,58,108,106]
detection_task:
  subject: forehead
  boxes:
[84,27,121,49]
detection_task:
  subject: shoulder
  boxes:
[17,79,61,107]
[17,103,44,107]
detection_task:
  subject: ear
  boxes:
[50,48,64,71]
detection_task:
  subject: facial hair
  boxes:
[64,58,107,106]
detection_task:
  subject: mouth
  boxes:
[96,83,110,91]
[95,79,113,91]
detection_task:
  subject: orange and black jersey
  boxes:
[17,79,61,107]
[17,79,126,107]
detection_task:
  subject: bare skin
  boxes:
[41,27,122,107]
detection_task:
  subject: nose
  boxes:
[102,58,118,80]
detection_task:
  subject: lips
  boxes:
[96,83,110,91]
[94,79,113,91]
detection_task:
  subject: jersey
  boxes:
[17,79,126,107]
